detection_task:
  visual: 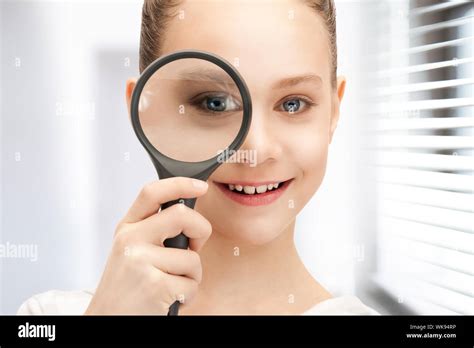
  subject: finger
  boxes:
[127,203,212,252]
[122,177,208,223]
[143,245,202,283]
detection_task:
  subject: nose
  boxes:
[237,105,283,167]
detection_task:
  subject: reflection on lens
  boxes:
[138,58,244,162]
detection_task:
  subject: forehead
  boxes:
[159,0,331,89]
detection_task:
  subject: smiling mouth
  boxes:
[213,178,294,206]
[214,179,293,195]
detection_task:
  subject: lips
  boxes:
[214,178,294,206]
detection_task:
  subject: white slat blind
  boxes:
[369,0,474,315]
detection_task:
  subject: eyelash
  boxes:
[188,92,242,115]
[276,95,318,114]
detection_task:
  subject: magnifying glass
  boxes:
[130,50,252,316]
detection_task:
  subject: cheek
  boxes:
[284,115,331,208]
[302,139,329,196]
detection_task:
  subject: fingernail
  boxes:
[192,179,208,189]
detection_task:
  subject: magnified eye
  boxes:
[206,95,227,112]
[191,92,241,114]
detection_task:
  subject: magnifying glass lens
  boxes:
[138,58,244,162]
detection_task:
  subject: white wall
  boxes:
[1,0,147,314]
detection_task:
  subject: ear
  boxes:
[125,78,137,122]
[329,76,346,144]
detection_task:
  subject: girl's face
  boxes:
[140,0,344,246]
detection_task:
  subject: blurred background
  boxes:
[1,0,473,315]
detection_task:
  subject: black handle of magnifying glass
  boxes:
[161,196,197,316]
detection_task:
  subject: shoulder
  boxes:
[302,295,380,315]
[16,289,94,315]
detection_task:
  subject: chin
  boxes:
[214,218,288,247]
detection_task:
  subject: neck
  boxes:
[181,219,332,315]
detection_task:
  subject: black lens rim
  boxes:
[130,49,252,179]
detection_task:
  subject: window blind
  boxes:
[368,0,474,315]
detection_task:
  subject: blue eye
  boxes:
[205,96,227,112]
[190,92,241,114]
[283,99,301,113]
[279,96,316,115]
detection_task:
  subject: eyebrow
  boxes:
[177,68,236,85]
[272,74,323,89]
[175,69,323,90]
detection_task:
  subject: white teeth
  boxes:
[226,181,284,195]
[243,186,256,194]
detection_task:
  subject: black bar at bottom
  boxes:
[0,315,472,346]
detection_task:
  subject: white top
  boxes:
[16,290,380,315]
